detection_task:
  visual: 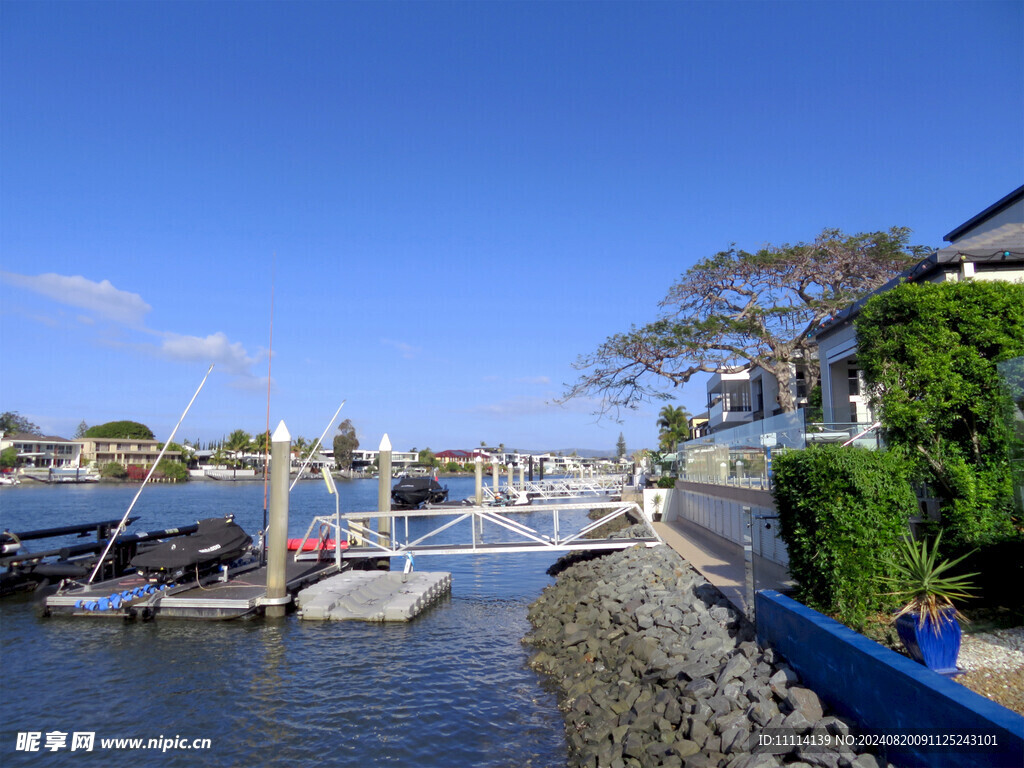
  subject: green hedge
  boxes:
[772,445,918,629]
[156,459,189,482]
[99,462,127,479]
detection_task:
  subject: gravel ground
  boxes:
[956,627,1024,715]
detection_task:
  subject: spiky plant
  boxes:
[879,532,978,631]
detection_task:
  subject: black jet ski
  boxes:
[391,475,449,509]
[130,515,252,584]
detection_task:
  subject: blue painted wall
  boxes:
[755,590,1024,768]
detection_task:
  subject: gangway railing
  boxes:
[294,500,660,562]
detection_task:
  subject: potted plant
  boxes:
[651,492,663,522]
[880,531,977,676]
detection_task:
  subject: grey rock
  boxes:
[746,699,779,727]
[796,747,841,768]
[781,708,814,733]
[720,723,750,753]
[683,677,716,699]
[719,652,752,683]
[786,686,824,723]
[848,754,882,768]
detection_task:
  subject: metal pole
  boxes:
[492,460,499,494]
[507,462,514,491]
[742,505,755,623]
[266,421,291,619]
[88,364,214,583]
[378,434,392,546]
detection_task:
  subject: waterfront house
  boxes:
[350,448,419,473]
[815,184,1024,425]
[0,433,84,468]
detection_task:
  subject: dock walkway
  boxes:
[653,517,795,617]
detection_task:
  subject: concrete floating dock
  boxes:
[296,570,452,622]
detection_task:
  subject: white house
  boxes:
[0,433,84,468]
[815,185,1024,425]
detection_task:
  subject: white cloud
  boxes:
[381,338,420,360]
[159,332,258,375]
[4,270,260,380]
[463,397,557,419]
[515,376,550,385]
[1,271,151,326]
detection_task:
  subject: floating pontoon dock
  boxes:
[296,570,452,621]
[43,498,658,622]
[43,558,342,620]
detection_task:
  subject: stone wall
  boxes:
[524,543,893,768]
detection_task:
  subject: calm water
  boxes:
[0,478,568,767]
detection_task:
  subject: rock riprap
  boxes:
[523,544,893,768]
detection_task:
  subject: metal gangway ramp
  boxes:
[293,500,661,562]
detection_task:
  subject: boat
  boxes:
[130,515,253,584]
[391,475,449,509]
[0,517,200,596]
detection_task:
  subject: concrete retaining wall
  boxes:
[670,481,788,567]
[755,589,1024,767]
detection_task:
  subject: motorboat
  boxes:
[391,475,449,509]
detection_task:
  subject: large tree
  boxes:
[564,228,926,415]
[332,419,359,470]
[84,421,155,439]
[0,411,41,436]
[856,280,1024,549]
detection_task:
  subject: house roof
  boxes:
[1,433,76,443]
[944,184,1024,242]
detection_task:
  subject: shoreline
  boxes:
[523,542,895,768]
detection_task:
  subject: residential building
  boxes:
[79,438,180,468]
[0,433,84,468]
[815,185,1024,424]
[350,449,419,472]
[705,361,812,434]
[434,449,490,466]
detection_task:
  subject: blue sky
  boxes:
[2,1,1022,454]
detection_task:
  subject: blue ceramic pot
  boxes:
[894,607,962,676]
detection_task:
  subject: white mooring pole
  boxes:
[266,421,291,619]
[378,434,392,547]
[475,455,483,505]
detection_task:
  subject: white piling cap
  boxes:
[379,433,392,451]
[272,420,291,443]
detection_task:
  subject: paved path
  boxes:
[653,516,796,617]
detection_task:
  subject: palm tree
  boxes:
[225,429,253,466]
[656,405,691,453]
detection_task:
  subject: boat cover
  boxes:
[130,517,252,570]
[391,476,448,507]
